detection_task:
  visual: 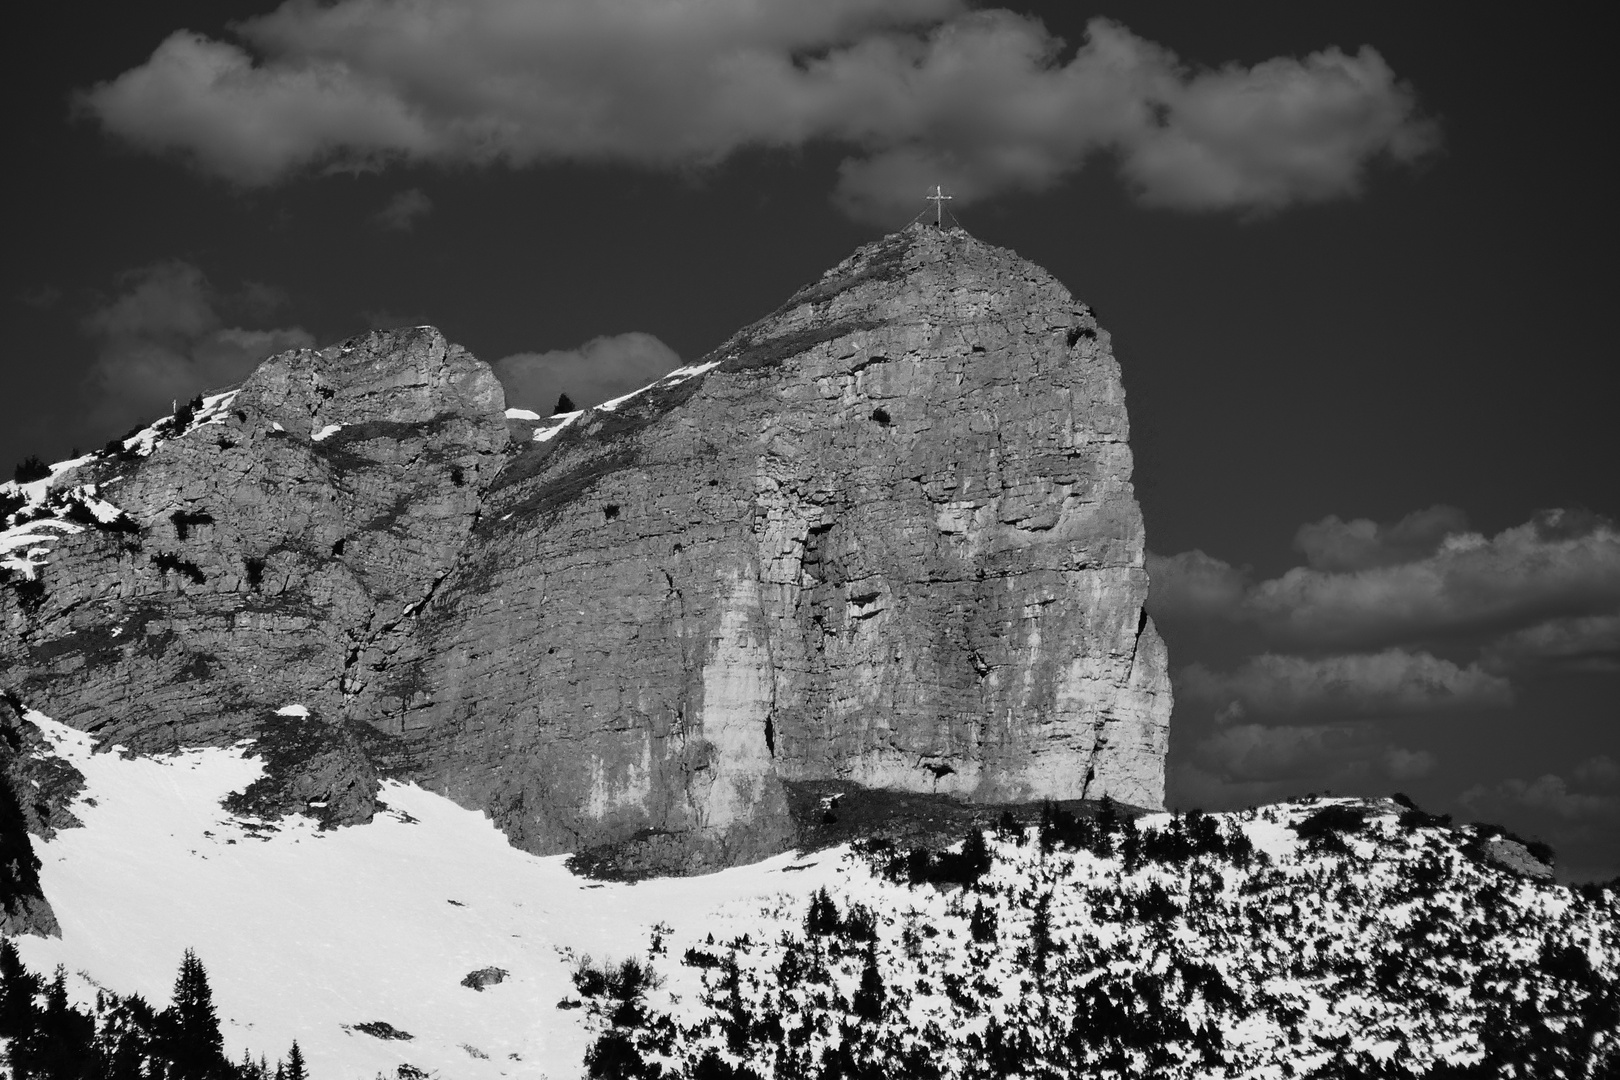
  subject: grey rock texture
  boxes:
[0,702,73,936]
[0,225,1169,870]
[1482,836,1555,881]
[0,327,506,825]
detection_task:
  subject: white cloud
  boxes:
[1177,648,1513,717]
[1481,614,1620,674]
[1382,746,1436,781]
[1249,512,1620,648]
[492,332,682,416]
[82,262,312,434]
[1461,774,1620,823]
[1193,722,1371,784]
[373,188,433,231]
[1151,510,1620,649]
[1293,504,1469,571]
[76,3,1436,221]
[1145,549,1250,622]
[1171,721,1433,809]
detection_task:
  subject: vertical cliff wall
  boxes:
[1,224,1169,868]
[376,223,1170,862]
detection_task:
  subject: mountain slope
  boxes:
[7,711,1616,1079]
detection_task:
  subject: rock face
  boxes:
[0,224,1169,872]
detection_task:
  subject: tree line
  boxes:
[1,940,307,1080]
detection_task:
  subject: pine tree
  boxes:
[959,826,991,882]
[852,946,884,1022]
[0,937,40,1040]
[805,887,840,937]
[553,393,577,415]
[0,939,44,1077]
[285,1040,308,1080]
[158,948,227,1080]
[968,899,998,944]
[36,965,97,1079]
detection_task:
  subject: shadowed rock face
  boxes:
[0,225,1169,871]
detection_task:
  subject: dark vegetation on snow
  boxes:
[11,458,49,485]
[570,795,1619,1079]
[1,941,309,1080]
[567,783,1146,884]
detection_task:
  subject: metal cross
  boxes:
[927,185,953,226]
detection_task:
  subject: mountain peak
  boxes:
[3,229,1163,877]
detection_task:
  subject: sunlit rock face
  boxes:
[382,223,1170,865]
[1,224,1169,868]
[0,328,507,827]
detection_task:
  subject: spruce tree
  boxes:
[0,937,40,1040]
[285,1040,308,1080]
[158,948,227,1080]
[852,946,884,1022]
[36,965,96,1079]
[0,939,43,1077]
[553,393,577,415]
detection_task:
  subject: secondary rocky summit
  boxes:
[0,223,1169,876]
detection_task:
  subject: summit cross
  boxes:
[927,185,952,226]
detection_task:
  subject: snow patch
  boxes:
[595,359,721,414]
[531,411,583,444]
[311,424,343,442]
[273,704,310,718]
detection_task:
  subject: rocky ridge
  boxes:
[0,223,1169,877]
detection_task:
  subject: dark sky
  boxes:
[6,3,1616,877]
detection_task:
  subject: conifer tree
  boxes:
[805,887,840,937]
[852,946,884,1022]
[0,937,40,1040]
[285,1040,308,1080]
[959,826,992,883]
[158,948,228,1080]
[968,899,998,944]
[36,965,97,1080]
[553,393,577,415]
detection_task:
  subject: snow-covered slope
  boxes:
[12,715,849,1079]
[8,712,1618,1079]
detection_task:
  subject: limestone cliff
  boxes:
[0,224,1169,872]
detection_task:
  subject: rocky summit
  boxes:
[0,223,1168,881]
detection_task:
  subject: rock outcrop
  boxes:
[0,223,1169,873]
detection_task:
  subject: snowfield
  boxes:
[14,716,849,1079]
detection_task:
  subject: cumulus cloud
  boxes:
[1251,512,1620,648]
[1481,614,1620,674]
[373,188,433,231]
[81,262,313,434]
[1146,549,1251,622]
[1460,774,1620,823]
[1150,509,1620,650]
[75,2,1436,222]
[1293,504,1469,571]
[1575,755,1620,787]
[1178,648,1513,718]
[1172,721,1434,809]
[493,332,682,416]
[1194,722,1372,784]
[1383,746,1437,781]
